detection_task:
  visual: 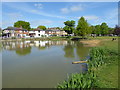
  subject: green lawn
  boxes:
[94,39,118,88]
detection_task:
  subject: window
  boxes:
[38,34,40,36]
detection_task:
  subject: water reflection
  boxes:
[16,47,31,56]
[75,41,90,60]
[2,40,91,88]
[63,41,75,58]
[2,40,90,59]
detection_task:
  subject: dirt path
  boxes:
[80,40,101,47]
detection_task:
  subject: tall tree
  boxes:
[89,25,95,34]
[100,22,109,35]
[37,25,46,30]
[94,25,101,36]
[76,17,89,38]
[14,21,31,30]
[63,20,75,35]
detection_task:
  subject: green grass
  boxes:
[94,39,118,88]
[95,58,118,88]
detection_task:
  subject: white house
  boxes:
[2,27,16,38]
[29,29,48,38]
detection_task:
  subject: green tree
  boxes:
[89,25,95,34]
[56,27,61,30]
[108,27,114,34]
[37,25,46,30]
[100,22,109,35]
[14,21,31,30]
[94,25,101,36]
[30,28,36,30]
[76,17,89,38]
[63,20,75,35]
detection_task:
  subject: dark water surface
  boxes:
[2,40,90,88]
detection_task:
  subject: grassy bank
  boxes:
[94,39,118,88]
[57,37,118,88]
[1,36,118,42]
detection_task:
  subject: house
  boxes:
[45,30,54,36]
[45,29,67,36]
[2,26,30,38]
[14,27,30,38]
[29,28,48,38]
[2,27,17,38]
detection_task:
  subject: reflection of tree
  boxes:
[16,47,31,56]
[75,41,90,60]
[63,41,75,58]
[38,46,47,50]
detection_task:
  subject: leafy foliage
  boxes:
[14,21,31,30]
[37,25,46,30]
[100,23,109,35]
[63,20,75,35]
[57,72,97,88]
[76,17,90,37]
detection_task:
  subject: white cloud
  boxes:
[70,5,83,12]
[61,8,69,14]
[3,3,66,19]
[83,15,99,20]
[34,3,43,9]
[61,4,83,14]
[30,9,66,19]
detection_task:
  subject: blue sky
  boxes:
[2,2,118,29]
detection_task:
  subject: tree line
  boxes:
[63,16,120,37]
[9,17,120,37]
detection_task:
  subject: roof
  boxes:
[45,29,60,32]
[45,30,53,31]
[3,27,18,30]
[3,27,27,31]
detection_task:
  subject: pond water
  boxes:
[1,40,90,88]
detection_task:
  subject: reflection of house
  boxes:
[2,41,30,50]
[29,28,48,38]
[34,41,49,47]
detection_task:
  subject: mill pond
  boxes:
[1,40,91,88]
